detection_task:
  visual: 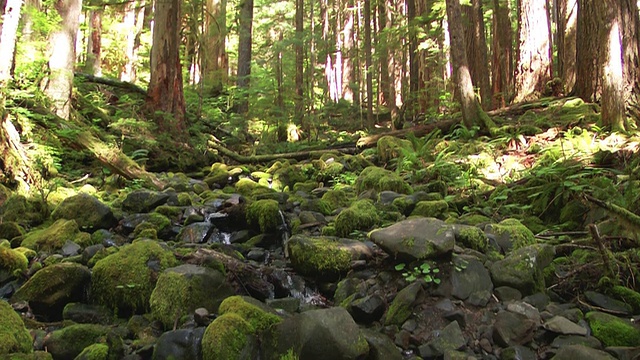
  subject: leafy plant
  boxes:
[395,262,441,284]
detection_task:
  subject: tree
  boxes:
[555,0,577,93]
[619,0,640,122]
[236,0,254,115]
[491,0,514,107]
[572,0,600,102]
[599,0,625,130]
[462,0,490,109]
[514,0,552,102]
[147,0,186,133]
[43,0,82,120]
[202,0,227,95]
[445,0,493,130]
[84,5,103,76]
[377,0,396,118]
[294,0,304,124]
[120,0,146,82]
[363,0,374,127]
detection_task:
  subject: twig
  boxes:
[588,223,616,282]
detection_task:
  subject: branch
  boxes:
[584,194,640,245]
[75,73,147,96]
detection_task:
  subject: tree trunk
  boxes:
[295,0,304,125]
[556,0,577,93]
[491,0,514,107]
[120,0,145,82]
[364,0,374,128]
[43,0,82,120]
[406,0,418,113]
[620,0,640,122]
[600,0,625,130]
[147,0,186,134]
[0,0,22,87]
[573,0,602,102]
[84,7,103,76]
[377,0,394,113]
[514,0,552,103]
[463,0,491,110]
[236,0,253,115]
[202,0,227,95]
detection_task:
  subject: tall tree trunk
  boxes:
[514,0,552,102]
[620,0,640,122]
[341,0,355,103]
[295,0,304,125]
[147,0,186,133]
[43,0,82,120]
[600,0,625,130]
[406,0,418,112]
[120,0,145,82]
[0,0,21,87]
[84,7,102,76]
[236,0,253,115]
[202,0,227,95]
[491,0,514,107]
[364,0,374,128]
[556,0,577,93]
[462,0,491,109]
[445,0,492,130]
[572,0,602,102]
[377,0,391,109]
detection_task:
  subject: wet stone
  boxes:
[584,291,633,315]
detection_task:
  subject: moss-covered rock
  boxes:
[354,166,412,195]
[246,199,281,233]
[204,163,231,188]
[11,263,91,321]
[609,285,640,314]
[585,311,640,347]
[150,264,234,329]
[377,136,413,163]
[485,218,536,253]
[51,193,117,232]
[0,300,33,355]
[130,213,171,240]
[410,200,449,219]
[121,189,170,213]
[234,177,260,197]
[385,282,422,326]
[453,225,489,252]
[74,343,109,360]
[0,222,25,241]
[489,244,555,295]
[91,240,177,314]
[41,324,114,360]
[316,160,345,183]
[267,161,308,191]
[0,195,45,227]
[20,219,91,252]
[219,296,281,332]
[201,313,254,360]
[287,235,372,279]
[321,189,352,212]
[334,199,380,237]
[0,246,28,281]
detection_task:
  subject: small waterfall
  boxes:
[278,210,291,257]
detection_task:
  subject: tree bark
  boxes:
[572,0,601,101]
[364,0,374,128]
[514,0,552,103]
[377,0,396,117]
[620,0,640,122]
[491,0,514,108]
[147,0,186,133]
[203,0,227,95]
[295,0,304,125]
[463,0,491,110]
[599,0,625,130]
[236,0,254,115]
[556,0,577,93]
[120,0,145,82]
[43,0,82,120]
[84,7,103,76]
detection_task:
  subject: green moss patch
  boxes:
[334,199,380,237]
[20,219,91,252]
[287,235,353,277]
[201,313,254,360]
[586,311,640,347]
[246,199,281,233]
[0,300,33,354]
[355,166,412,195]
[218,296,281,332]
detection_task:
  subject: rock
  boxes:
[246,199,282,233]
[287,235,373,279]
[152,327,205,360]
[506,301,541,324]
[418,321,466,358]
[551,344,616,360]
[201,313,256,360]
[74,343,110,360]
[500,345,537,360]
[489,244,555,295]
[550,334,602,349]
[0,299,33,354]
[379,191,403,205]
[361,329,402,360]
[350,294,386,324]
[61,240,81,256]
[150,264,234,329]
[377,136,413,163]
[369,217,455,261]
[355,166,412,195]
[335,199,380,237]
[543,316,588,335]
[91,240,177,314]
[176,222,213,243]
[51,193,117,231]
[81,244,105,264]
[266,297,300,313]
[0,221,25,241]
[494,286,522,302]
[20,219,91,253]
[410,200,449,219]
[218,296,282,332]
[0,194,45,227]
[42,323,116,360]
[484,218,536,253]
[263,307,369,360]
[194,307,211,326]
[450,256,493,301]
[385,282,423,326]
[523,292,550,310]
[119,213,172,240]
[122,189,170,213]
[0,245,28,284]
[62,303,112,324]
[452,224,489,252]
[604,346,640,360]
[11,263,91,321]
[493,310,537,347]
[585,291,633,315]
[585,311,640,347]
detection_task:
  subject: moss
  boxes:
[316,161,345,182]
[87,247,118,268]
[0,222,25,241]
[235,178,259,196]
[0,247,28,277]
[457,214,491,226]
[201,313,254,360]
[456,226,488,252]
[410,200,449,219]
[204,165,230,188]
[355,166,412,195]
[12,247,36,261]
[43,324,111,360]
[321,225,337,237]
[491,218,536,251]
[334,199,380,237]
[91,240,177,314]
[299,198,332,216]
[131,213,170,239]
[246,199,281,233]
[278,348,300,360]
[321,189,352,211]
[154,205,184,221]
[0,300,33,354]
[377,136,413,163]
[288,236,352,276]
[0,195,45,227]
[610,286,640,313]
[384,297,412,326]
[219,296,282,332]
[586,311,640,347]
[20,219,89,252]
[74,343,109,360]
[0,351,53,359]
[292,181,318,193]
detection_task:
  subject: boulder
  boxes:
[0,245,28,283]
[152,327,205,360]
[0,299,33,355]
[418,321,466,358]
[150,264,234,329]
[585,311,640,347]
[355,166,412,195]
[385,282,423,326]
[450,256,493,301]
[334,199,380,237]
[20,219,92,253]
[246,199,282,233]
[218,296,282,332]
[493,310,537,347]
[485,218,536,253]
[41,323,117,360]
[51,193,117,231]
[11,263,91,321]
[122,189,170,213]
[369,217,455,261]
[551,344,616,360]
[489,244,555,295]
[176,222,214,243]
[201,313,255,360]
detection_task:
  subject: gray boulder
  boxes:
[450,256,493,301]
[489,244,555,295]
[152,327,205,360]
[51,193,117,231]
[551,344,616,360]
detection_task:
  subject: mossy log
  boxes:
[355,118,458,148]
[75,72,147,96]
[180,248,274,301]
[584,194,640,245]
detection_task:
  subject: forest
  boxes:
[1,0,640,359]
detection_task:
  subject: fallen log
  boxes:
[74,72,148,96]
[355,118,459,148]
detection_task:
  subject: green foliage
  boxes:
[395,262,441,284]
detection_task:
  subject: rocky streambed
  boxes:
[1,155,640,360]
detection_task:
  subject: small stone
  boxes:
[194,307,210,326]
[61,240,82,256]
[585,291,633,315]
[543,316,588,336]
